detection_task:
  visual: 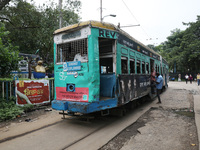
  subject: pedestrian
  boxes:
[155,72,163,104]
[197,73,200,86]
[178,74,181,82]
[185,74,189,84]
[189,74,193,84]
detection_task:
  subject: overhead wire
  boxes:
[121,0,152,42]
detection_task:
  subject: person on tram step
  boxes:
[155,72,163,104]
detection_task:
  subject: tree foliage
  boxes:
[0,0,11,10]
[0,23,20,78]
[156,16,200,73]
[0,0,81,64]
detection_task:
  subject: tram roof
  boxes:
[54,20,165,62]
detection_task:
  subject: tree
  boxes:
[156,16,200,73]
[0,0,81,64]
[156,29,185,72]
[0,23,20,78]
[0,0,42,54]
[35,0,81,63]
[0,0,11,10]
[180,16,200,72]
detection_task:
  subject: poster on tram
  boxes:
[15,80,50,105]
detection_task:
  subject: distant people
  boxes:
[197,73,200,86]
[178,74,181,82]
[151,67,156,94]
[185,74,189,84]
[156,72,163,104]
[189,74,193,84]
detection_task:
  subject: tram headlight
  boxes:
[74,72,78,78]
[69,85,74,91]
[67,84,75,92]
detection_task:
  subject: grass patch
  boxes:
[175,110,194,117]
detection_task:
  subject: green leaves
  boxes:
[156,16,200,73]
[0,23,20,78]
[0,0,81,64]
[0,98,24,122]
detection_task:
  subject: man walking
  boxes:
[197,73,200,86]
[185,74,189,84]
[156,72,163,104]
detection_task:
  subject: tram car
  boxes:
[52,21,169,115]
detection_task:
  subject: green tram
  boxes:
[52,21,169,115]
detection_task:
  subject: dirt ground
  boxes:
[0,106,54,129]
[100,82,199,150]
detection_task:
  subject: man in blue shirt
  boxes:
[156,72,163,103]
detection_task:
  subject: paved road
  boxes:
[119,81,200,150]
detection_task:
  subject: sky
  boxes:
[34,0,200,46]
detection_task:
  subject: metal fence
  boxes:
[0,79,54,102]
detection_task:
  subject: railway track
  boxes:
[0,98,154,150]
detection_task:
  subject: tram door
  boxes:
[150,59,156,94]
[98,38,116,99]
[150,59,155,73]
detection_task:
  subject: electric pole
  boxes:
[100,0,102,22]
[59,0,63,28]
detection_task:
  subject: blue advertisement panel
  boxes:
[63,61,81,72]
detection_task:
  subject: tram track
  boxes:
[62,100,155,150]
[0,98,155,150]
[0,115,105,144]
[0,120,63,144]
[60,123,108,150]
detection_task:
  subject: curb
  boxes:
[194,95,200,150]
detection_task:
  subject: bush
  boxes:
[0,97,24,122]
[21,104,34,113]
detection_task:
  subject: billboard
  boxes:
[15,80,50,105]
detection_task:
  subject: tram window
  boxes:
[100,58,113,74]
[130,59,135,74]
[155,64,158,72]
[146,62,149,74]
[142,61,145,74]
[56,38,88,63]
[121,58,128,74]
[137,60,141,74]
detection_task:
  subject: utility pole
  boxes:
[100,0,102,22]
[59,0,63,28]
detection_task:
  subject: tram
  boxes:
[52,20,169,115]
